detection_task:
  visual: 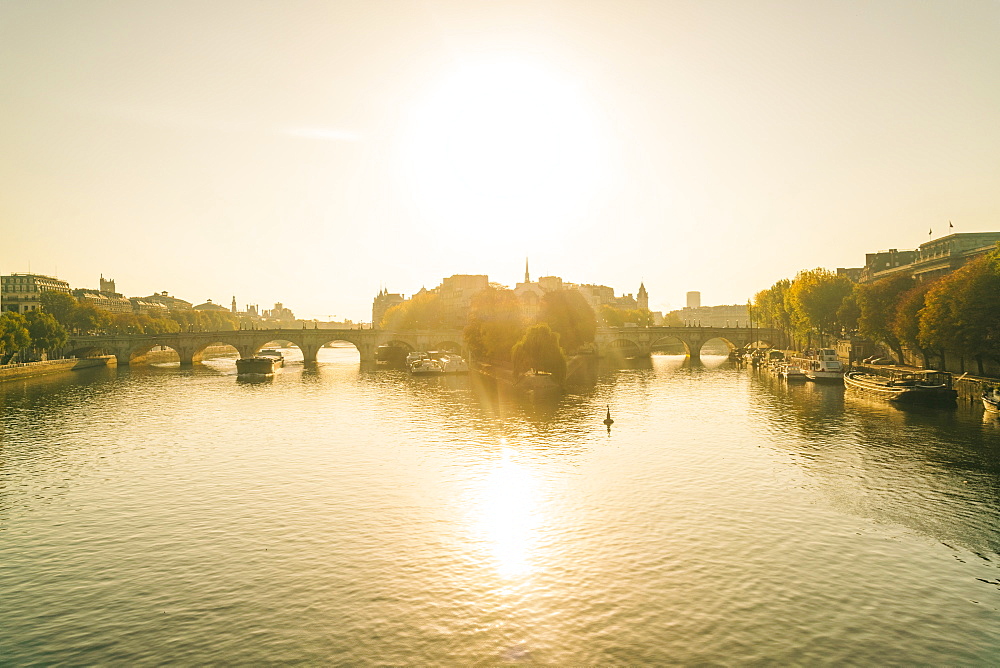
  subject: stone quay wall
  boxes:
[0,356,115,383]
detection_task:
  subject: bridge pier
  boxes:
[176,345,196,366]
[300,343,320,364]
[357,343,377,364]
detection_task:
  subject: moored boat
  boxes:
[790,349,844,382]
[983,387,1000,413]
[777,364,807,381]
[236,356,282,376]
[438,353,469,374]
[409,352,444,375]
[844,369,957,404]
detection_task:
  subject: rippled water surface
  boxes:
[2,348,1000,665]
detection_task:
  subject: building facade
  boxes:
[372,288,405,327]
[857,232,1000,284]
[1,273,71,313]
[673,303,750,328]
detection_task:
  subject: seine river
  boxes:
[2,346,999,665]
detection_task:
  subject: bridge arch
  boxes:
[382,339,415,352]
[697,336,739,354]
[66,343,113,360]
[125,342,183,366]
[298,335,366,365]
[649,335,692,357]
[434,340,463,352]
[606,338,644,359]
[191,340,242,364]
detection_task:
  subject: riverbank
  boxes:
[0,356,116,383]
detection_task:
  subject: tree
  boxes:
[599,304,624,327]
[512,323,567,381]
[754,279,793,344]
[107,312,144,335]
[787,268,854,344]
[919,251,1000,373]
[536,290,596,352]
[0,312,31,363]
[24,310,68,355]
[891,279,935,363]
[464,287,525,363]
[381,292,447,330]
[600,304,654,328]
[40,291,79,326]
[855,274,914,362]
[72,305,109,335]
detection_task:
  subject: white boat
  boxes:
[845,370,957,404]
[790,349,844,382]
[983,387,1000,413]
[409,357,444,375]
[438,353,469,374]
[777,364,807,381]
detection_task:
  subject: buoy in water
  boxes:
[603,406,614,426]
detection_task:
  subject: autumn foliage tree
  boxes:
[919,250,1000,373]
[855,274,914,362]
[786,268,854,344]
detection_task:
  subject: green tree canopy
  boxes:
[463,287,525,363]
[536,290,596,352]
[72,305,109,335]
[512,323,567,381]
[0,312,31,363]
[40,291,79,326]
[25,310,68,353]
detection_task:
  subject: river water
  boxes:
[2,346,999,665]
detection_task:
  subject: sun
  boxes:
[401,56,607,241]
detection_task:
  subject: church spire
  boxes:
[525,257,530,283]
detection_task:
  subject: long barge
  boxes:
[844,369,957,404]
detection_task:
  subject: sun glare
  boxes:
[475,447,541,579]
[402,57,606,240]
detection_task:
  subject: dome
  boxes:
[193,299,229,311]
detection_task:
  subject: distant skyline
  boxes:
[3,0,999,320]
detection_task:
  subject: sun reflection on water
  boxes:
[475,446,541,579]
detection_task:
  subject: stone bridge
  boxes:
[66,325,779,366]
[595,325,780,362]
[65,328,469,366]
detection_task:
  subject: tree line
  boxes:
[0,292,242,364]
[754,243,1000,373]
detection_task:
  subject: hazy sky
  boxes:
[2,0,999,320]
